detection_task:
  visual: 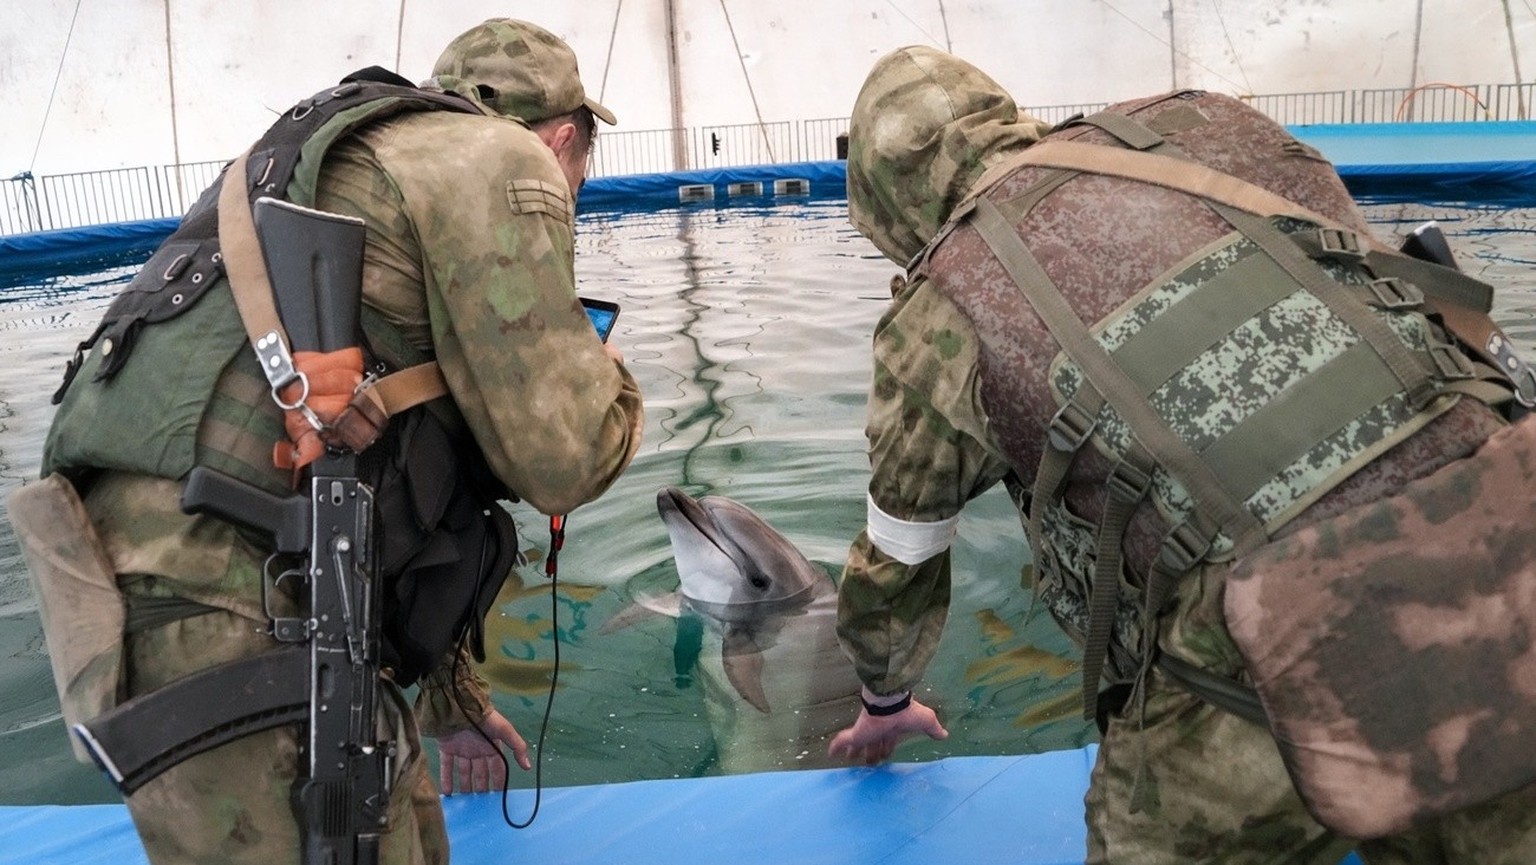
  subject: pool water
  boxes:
[1,192,1533,805]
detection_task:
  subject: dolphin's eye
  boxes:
[749,576,769,590]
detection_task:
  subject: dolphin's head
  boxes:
[655,486,827,620]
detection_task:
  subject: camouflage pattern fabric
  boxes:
[430,18,616,126]
[1227,414,1536,838]
[116,593,447,865]
[845,46,1051,265]
[1093,558,1536,864]
[38,63,643,864]
[837,45,1536,860]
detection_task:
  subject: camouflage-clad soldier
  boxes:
[826,46,1536,863]
[15,18,642,865]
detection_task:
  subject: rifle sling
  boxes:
[218,151,446,420]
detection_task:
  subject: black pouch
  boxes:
[368,409,518,686]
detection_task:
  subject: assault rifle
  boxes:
[73,198,392,865]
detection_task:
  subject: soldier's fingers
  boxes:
[471,755,490,792]
[455,755,475,793]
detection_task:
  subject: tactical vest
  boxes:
[915,91,1529,719]
[42,68,519,685]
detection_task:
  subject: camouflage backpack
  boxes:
[921,91,1536,836]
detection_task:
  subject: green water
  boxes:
[1,193,1533,804]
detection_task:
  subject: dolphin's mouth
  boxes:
[657,486,731,556]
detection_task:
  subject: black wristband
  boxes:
[862,691,912,716]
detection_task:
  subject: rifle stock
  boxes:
[253,197,365,353]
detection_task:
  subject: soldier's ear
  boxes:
[542,121,580,159]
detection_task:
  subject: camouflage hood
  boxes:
[846,46,1051,265]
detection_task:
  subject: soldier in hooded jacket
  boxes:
[18,18,643,865]
[826,46,1536,864]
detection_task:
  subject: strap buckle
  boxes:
[1047,400,1098,453]
[1314,227,1364,261]
[1106,454,1154,504]
[1428,342,1477,381]
[1366,276,1423,310]
[1156,517,1214,575]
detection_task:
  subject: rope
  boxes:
[716,0,775,163]
[1209,0,1255,95]
[1099,0,1250,93]
[598,0,625,105]
[1395,82,1493,121]
[880,0,950,50]
[29,0,85,172]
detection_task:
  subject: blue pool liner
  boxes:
[0,745,1365,865]
[4,120,1535,280]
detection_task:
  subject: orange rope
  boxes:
[1395,83,1490,121]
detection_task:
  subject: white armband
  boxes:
[866,494,958,566]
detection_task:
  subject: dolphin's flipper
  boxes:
[600,591,686,634]
[722,628,771,713]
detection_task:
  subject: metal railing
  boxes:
[3,160,225,236]
[5,83,1533,237]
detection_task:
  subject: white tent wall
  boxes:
[3,0,1533,177]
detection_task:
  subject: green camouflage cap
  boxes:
[846,46,1050,264]
[432,18,617,126]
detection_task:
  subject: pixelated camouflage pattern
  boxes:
[1033,498,1145,682]
[852,76,1505,685]
[1047,218,1454,557]
[1226,414,1536,838]
[846,45,1051,265]
[840,46,1533,857]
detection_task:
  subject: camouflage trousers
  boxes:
[1084,560,1536,865]
[119,578,448,865]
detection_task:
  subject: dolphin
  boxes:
[606,487,861,730]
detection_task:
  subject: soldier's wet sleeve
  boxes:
[378,117,643,515]
[837,277,1011,695]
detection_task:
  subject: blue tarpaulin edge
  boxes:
[0,745,1366,865]
[6,121,1534,278]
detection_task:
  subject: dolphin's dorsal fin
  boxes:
[722,628,771,713]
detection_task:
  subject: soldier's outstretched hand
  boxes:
[437,709,531,794]
[827,697,949,766]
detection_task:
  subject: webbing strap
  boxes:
[1004,140,1339,227]
[1111,247,1300,393]
[1443,375,1517,406]
[1213,204,1438,408]
[1081,443,1153,720]
[1029,391,1103,560]
[1070,112,1169,151]
[218,151,447,423]
[217,152,289,361]
[1289,231,1495,313]
[1289,229,1528,407]
[1199,340,1407,502]
[359,362,449,415]
[971,196,1267,554]
[994,168,1079,224]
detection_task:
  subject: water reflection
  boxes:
[2,193,1535,804]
